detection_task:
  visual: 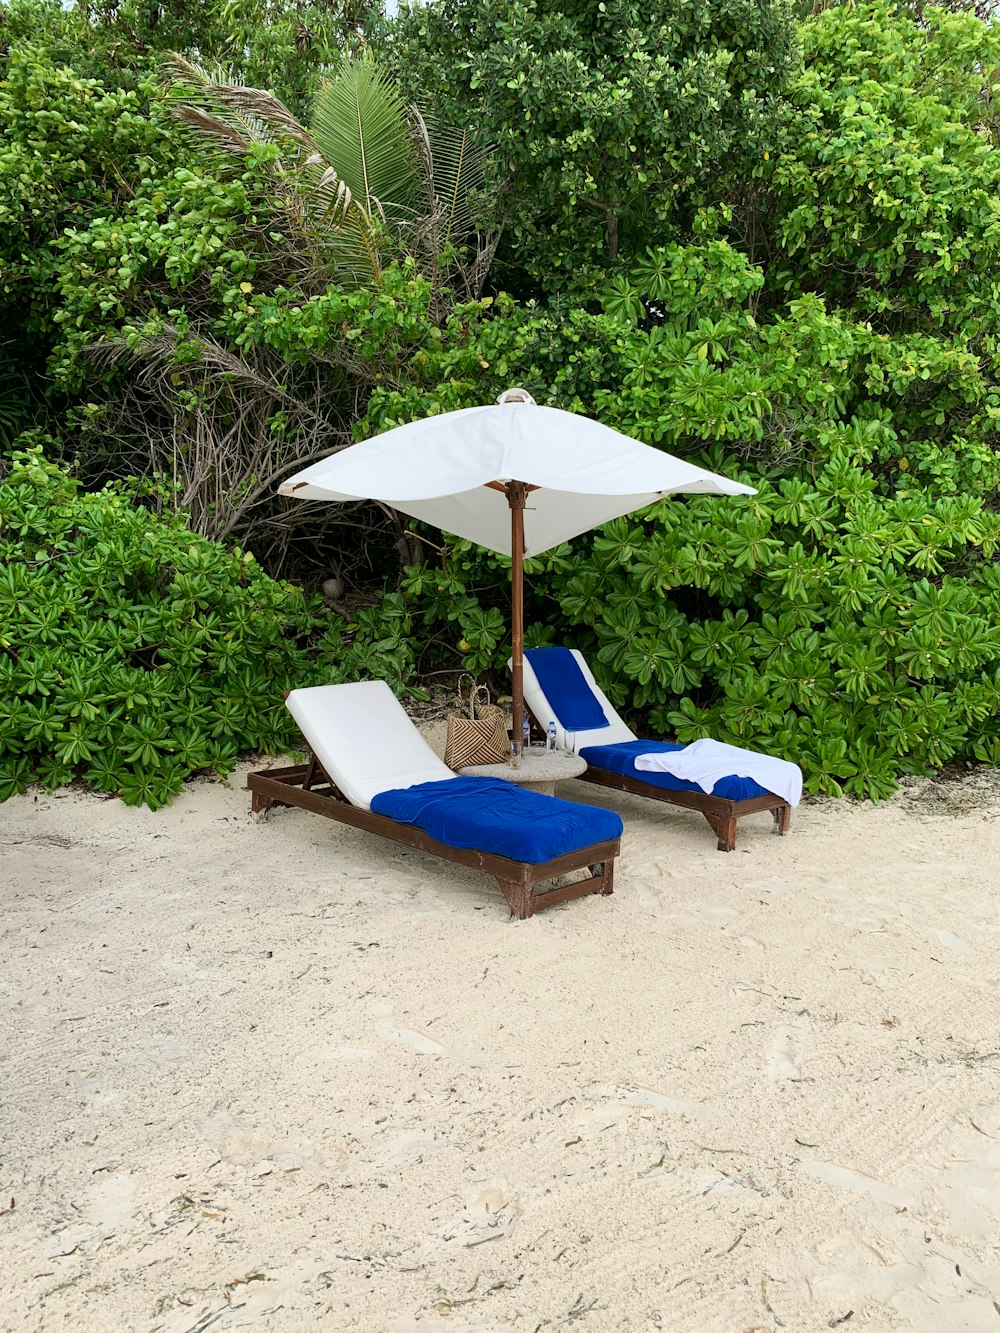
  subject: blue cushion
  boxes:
[580,739,771,802]
[525,647,610,732]
[371,776,623,864]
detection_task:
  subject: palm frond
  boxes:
[311,164,354,226]
[161,51,217,92]
[294,151,382,282]
[163,51,314,154]
[419,114,495,246]
[161,55,504,291]
[310,58,419,220]
[411,106,436,216]
[209,86,316,151]
[162,55,382,285]
[171,106,253,156]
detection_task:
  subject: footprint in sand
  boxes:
[160,953,219,982]
[788,1232,929,1308]
[440,1180,520,1247]
[634,880,663,912]
[385,1132,442,1168]
[71,1072,126,1111]
[201,1110,345,1171]
[89,1173,136,1236]
[633,856,680,881]
[379,1026,447,1057]
[317,1045,379,1062]
[574,1104,630,1135]
[135,1035,190,1065]
[47,1173,136,1257]
[766,1027,802,1082]
[935,929,973,954]
[574,1087,704,1136]
[803,1160,915,1209]
[618,1087,704,1114]
[930,1108,1000,1240]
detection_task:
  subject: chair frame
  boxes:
[521,652,794,853]
[247,752,618,920]
[575,765,791,852]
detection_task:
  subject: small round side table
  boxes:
[457,748,588,797]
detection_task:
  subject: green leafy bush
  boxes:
[386,0,796,285]
[361,234,1000,799]
[351,3,1000,800]
[0,450,416,807]
[4,0,1000,809]
[754,1,1000,333]
[0,0,384,113]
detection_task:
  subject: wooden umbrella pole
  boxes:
[507,481,528,751]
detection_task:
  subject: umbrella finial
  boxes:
[496,387,536,405]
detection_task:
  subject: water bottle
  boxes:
[522,715,531,750]
[546,720,557,753]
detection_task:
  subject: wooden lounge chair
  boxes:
[247,681,621,919]
[521,650,793,853]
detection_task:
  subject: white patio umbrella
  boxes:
[281,389,755,747]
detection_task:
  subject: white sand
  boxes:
[2,736,1000,1332]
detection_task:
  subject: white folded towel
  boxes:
[634,738,802,807]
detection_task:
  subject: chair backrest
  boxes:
[520,650,636,753]
[285,681,454,811]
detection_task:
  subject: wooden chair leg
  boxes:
[251,791,272,820]
[705,811,737,852]
[590,860,614,896]
[717,817,737,852]
[772,804,792,836]
[497,879,532,920]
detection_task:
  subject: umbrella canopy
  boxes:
[281,390,755,750]
[282,395,752,558]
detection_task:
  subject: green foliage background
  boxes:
[383,0,796,287]
[2,0,1000,805]
[0,450,416,806]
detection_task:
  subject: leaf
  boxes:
[310,58,418,221]
[411,109,494,246]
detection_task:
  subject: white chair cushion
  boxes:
[286,681,454,811]
[519,650,636,753]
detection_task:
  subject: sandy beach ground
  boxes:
[3,728,1000,1333]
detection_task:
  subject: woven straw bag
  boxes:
[444,676,510,769]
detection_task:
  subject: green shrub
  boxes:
[0,450,416,807]
[755,0,1000,333]
[397,491,1000,800]
[361,238,1000,800]
[385,0,796,284]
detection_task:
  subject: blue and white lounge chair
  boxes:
[521,649,794,852]
[247,681,622,918]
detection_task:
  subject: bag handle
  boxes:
[456,674,492,720]
[471,683,493,720]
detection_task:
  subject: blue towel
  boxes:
[371,776,622,864]
[580,740,771,802]
[525,648,610,732]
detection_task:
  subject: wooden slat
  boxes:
[252,764,311,783]
[530,877,606,910]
